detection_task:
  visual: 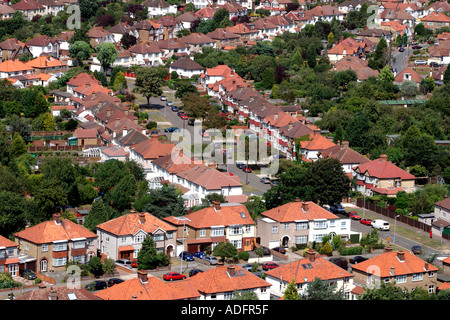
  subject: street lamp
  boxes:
[180,216,191,273]
[394,215,400,244]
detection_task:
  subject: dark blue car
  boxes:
[192,252,206,259]
[179,251,194,261]
[164,127,180,133]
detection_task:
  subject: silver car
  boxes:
[204,256,218,265]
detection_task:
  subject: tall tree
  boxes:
[133,67,165,107]
[137,236,170,270]
[96,42,118,72]
[69,41,92,66]
[299,277,345,300]
[306,158,350,206]
[143,184,186,219]
[9,132,27,160]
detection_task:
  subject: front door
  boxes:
[40,259,47,272]
[8,263,18,276]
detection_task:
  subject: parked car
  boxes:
[188,118,195,126]
[262,262,279,271]
[131,260,138,268]
[349,256,368,264]
[360,218,373,226]
[189,269,203,277]
[412,45,422,49]
[179,251,194,261]
[166,100,173,106]
[411,245,422,255]
[20,269,37,280]
[330,203,346,214]
[261,247,271,255]
[348,211,361,220]
[372,219,390,231]
[85,280,107,291]
[272,247,286,254]
[164,127,180,133]
[270,180,279,186]
[242,264,254,271]
[200,129,209,137]
[192,252,207,259]
[430,62,440,68]
[260,177,271,184]
[107,278,124,287]
[163,272,186,281]
[115,259,132,268]
[236,162,245,169]
[171,106,178,112]
[399,47,405,52]
[204,256,219,265]
[160,95,166,101]
[242,165,252,173]
[414,59,427,65]
[180,113,188,120]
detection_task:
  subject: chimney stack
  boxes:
[227,266,236,277]
[123,126,128,137]
[138,212,145,224]
[301,201,309,212]
[341,141,349,147]
[397,251,405,261]
[390,267,395,276]
[305,248,316,262]
[379,154,388,161]
[212,200,221,211]
[49,287,58,300]
[138,270,148,283]
[53,213,62,224]
[115,117,120,127]
[384,246,393,252]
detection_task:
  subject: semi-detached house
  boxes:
[96,211,178,261]
[164,201,255,253]
[14,213,98,273]
[256,200,357,249]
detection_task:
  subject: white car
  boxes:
[115,259,132,268]
[160,96,167,101]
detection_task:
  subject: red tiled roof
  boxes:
[261,200,339,223]
[351,250,439,277]
[164,204,253,229]
[96,212,177,236]
[265,251,353,284]
[14,216,97,244]
[354,155,415,180]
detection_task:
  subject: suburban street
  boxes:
[132,85,274,195]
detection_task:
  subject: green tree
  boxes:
[69,41,91,66]
[306,158,350,206]
[359,282,409,300]
[133,67,165,107]
[86,256,104,278]
[109,174,137,212]
[79,0,100,20]
[93,159,127,196]
[113,71,128,91]
[299,277,345,300]
[42,113,56,131]
[213,241,238,263]
[378,65,394,82]
[137,236,170,270]
[83,198,116,232]
[0,191,28,237]
[34,91,49,116]
[306,45,317,68]
[283,279,299,300]
[142,184,186,219]
[443,66,450,85]
[9,132,27,159]
[96,42,118,72]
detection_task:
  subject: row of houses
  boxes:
[3,197,450,300]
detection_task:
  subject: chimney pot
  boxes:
[380,154,388,161]
[384,246,393,252]
[397,251,405,261]
[138,212,145,224]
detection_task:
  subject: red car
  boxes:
[360,218,373,226]
[242,165,252,173]
[131,260,138,268]
[262,262,279,271]
[348,211,361,220]
[163,272,186,281]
